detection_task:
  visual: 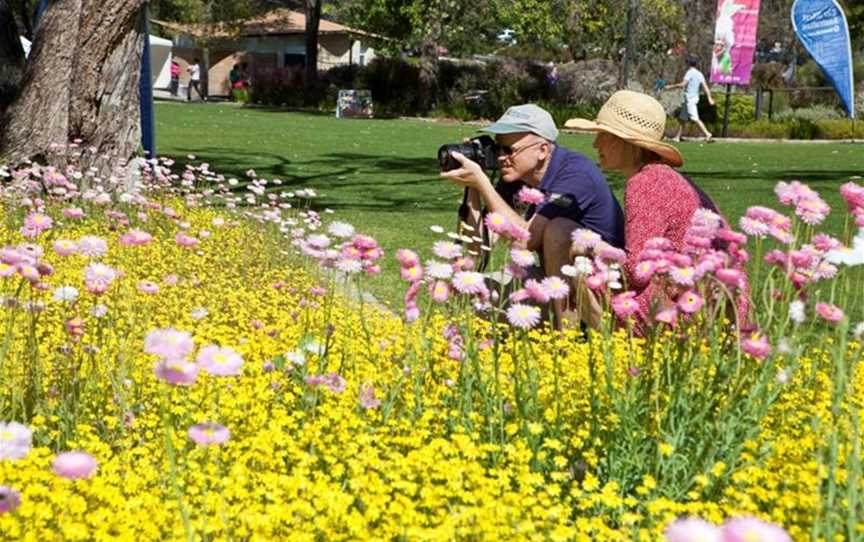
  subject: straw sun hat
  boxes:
[564,90,683,167]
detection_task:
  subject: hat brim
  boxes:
[564,117,684,168]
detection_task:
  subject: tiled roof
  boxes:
[152,9,381,39]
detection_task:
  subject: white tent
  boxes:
[149,34,173,89]
[20,36,31,57]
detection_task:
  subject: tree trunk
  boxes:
[0,0,25,115]
[0,0,146,175]
[15,0,33,40]
[417,35,438,115]
[304,0,320,89]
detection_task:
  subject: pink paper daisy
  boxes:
[197,345,244,376]
[77,235,108,258]
[517,186,546,205]
[815,302,844,324]
[669,266,696,287]
[742,334,772,360]
[677,290,704,313]
[541,276,569,300]
[120,229,154,246]
[359,385,382,409]
[137,281,160,295]
[634,260,656,282]
[452,271,486,295]
[721,516,791,542]
[175,233,200,248]
[144,328,194,360]
[506,303,541,329]
[53,239,78,257]
[400,265,424,282]
[484,212,511,234]
[510,249,535,268]
[62,207,85,219]
[612,292,639,319]
[655,308,678,326]
[395,248,420,267]
[570,228,601,252]
[524,279,550,303]
[0,486,21,514]
[507,223,531,243]
[23,212,52,234]
[431,280,450,303]
[664,517,721,542]
[52,451,98,480]
[432,241,463,260]
[154,359,200,385]
[188,422,230,446]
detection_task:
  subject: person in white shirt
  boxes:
[187,58,205,101]
[665,55,715,142]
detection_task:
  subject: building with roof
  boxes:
[152,9,378,98]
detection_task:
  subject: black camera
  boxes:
[438,135,498,172]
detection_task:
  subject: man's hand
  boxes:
[440,152,492,191]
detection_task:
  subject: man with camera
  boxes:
[440,103,625,325]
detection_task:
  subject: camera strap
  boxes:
[456,174,497,273]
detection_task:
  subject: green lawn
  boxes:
[155,102,864,306]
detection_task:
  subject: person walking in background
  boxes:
[229,64,241,102]
[187,58,204,102]
[170,59,180,97]
[665,55,715,142]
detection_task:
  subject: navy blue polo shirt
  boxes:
[526,145,625,248]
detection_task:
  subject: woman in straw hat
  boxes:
[564,90,747,331]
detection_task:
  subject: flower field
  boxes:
[1,149,863,541]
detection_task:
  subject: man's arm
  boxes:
[441,152,536,249]
[701,81,715,105]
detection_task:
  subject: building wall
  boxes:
[173,46,277,97]
[319,34,376,69]
[171,33,377,97]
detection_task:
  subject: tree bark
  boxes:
[0,0,25,114]
[304,0,320,89]
[417,35,438,115]
[0,0,146,175]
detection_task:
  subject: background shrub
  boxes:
[357,57,421,117]
[774,105,844,122]
[740,119,790,139]
[246,50,862,142]
[814,119,863,140]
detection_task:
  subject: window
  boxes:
[284,54,305,68]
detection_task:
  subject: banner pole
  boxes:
[722,84,732,138]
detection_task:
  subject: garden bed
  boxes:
[0,151,863,540]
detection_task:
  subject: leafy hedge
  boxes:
[249,55,862,141]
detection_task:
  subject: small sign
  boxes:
[336,90,373,119]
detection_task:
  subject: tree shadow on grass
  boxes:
[163,147,454,214]
[240,105,405,120]
[165,148,440,186]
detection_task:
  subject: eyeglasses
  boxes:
[497,140,544,158]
